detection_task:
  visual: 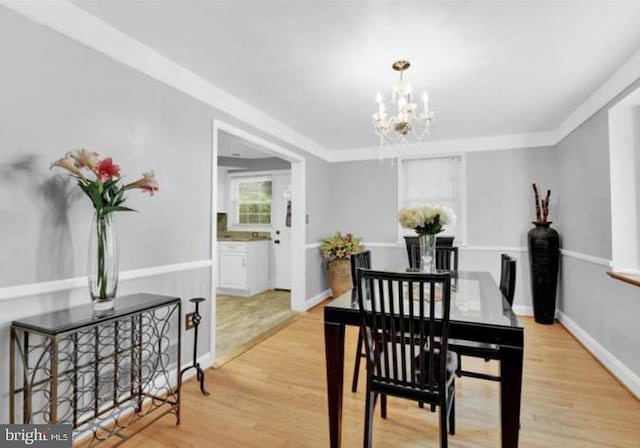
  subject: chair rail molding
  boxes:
[559,249,611,267]
[0,259,212,302]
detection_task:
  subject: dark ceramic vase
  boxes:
[528,222,559,324]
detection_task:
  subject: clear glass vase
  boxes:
[418,233,436,273]
[88,212,119,311]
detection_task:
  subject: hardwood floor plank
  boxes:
[125,306,640,447]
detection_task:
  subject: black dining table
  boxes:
[323,270,524,447]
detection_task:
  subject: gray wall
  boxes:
[466,147,557,248]
[329,161,398,242]
[555,78,640,381]
[327,148,557,310]
[0,5,331,421]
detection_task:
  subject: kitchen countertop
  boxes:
[217,232,271,242]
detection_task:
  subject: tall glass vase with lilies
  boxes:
[51,149,158,311]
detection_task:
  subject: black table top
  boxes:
[11,293,181,336]
[325,270,521,331]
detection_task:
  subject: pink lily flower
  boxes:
[124,171,159,195]
[50,153,86,180]
[94,157,121,182]
[71,148,99,169]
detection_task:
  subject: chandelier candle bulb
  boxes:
[422,91,429,109]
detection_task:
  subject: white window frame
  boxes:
[228,171,274,231]
[609,86,640,274]
[396,153,468,245]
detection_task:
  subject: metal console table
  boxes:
[10,293,182,446]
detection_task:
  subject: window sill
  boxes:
[607,271,640,288]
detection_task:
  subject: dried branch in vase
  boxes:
[532,182,551,223]
[532,183,541,222]
[543,190,550,222]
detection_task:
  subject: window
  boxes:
[230,175,272,228]
[609,89,640,274]
[399,155,464,240]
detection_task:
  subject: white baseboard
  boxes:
[306,288,331,309]
[556,310,640,399]
[168,352,214,386]
[511,305,533,316]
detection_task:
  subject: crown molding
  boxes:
[0,0,331,162]
[554,48,640,144]
[3,1,640,164]
[326,132,557,162]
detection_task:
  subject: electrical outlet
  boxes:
[185,312,196,330]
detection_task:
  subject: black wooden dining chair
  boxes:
[451,254,517,381]
[499,254,517,307]
[405,236,456,270]
[356,269,457,448]
[350,250,371,393]
[408,243,459,272]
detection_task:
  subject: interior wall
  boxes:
[328,147,557,310]
[0,5,331,422]
[555,77,640,387]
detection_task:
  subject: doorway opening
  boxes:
[211,120,306,364]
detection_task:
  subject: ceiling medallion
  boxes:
[372,60,435,160]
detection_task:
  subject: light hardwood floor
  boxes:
[216,290,298,363]
[128,304,640,447]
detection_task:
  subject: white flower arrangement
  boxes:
[398,205,457,235]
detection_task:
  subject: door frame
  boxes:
[270,171,293,290]
[210,119,307,363]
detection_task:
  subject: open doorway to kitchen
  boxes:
[211,120,306,364]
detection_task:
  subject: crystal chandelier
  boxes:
[372,60,435,155]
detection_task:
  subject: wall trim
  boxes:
[556,310,640,400]
[306,288,331,310]
[511,305,533,316]
[560,249,611,267]
[330,132,557,162]
[184,353,214,376]
[309,243,613,269]
[0,0,330,161]
[363,242,402,248]
[461,245,527,253]
[4,1,640,166]
[0,259,212,302]
[554,48,640,144]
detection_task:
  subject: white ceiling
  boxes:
[218,130,275,159]
[71,0,640,151]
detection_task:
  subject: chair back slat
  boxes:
[499,254,517,306]
[405,236,456,270]
[350,251,372,287]
[356,269,452,396]
[408,245,459,272]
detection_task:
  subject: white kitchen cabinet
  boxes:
[217,240,271,296]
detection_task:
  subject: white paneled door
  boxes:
[272,173,292,290]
